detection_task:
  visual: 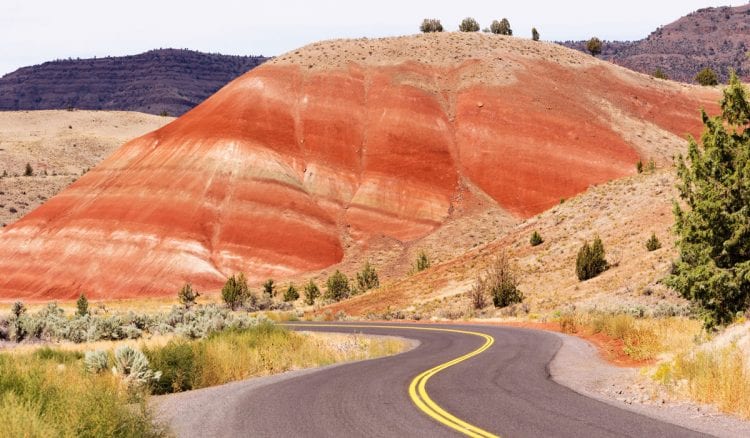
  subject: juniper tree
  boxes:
[356,261,379,293]
[222,273,249,310]
[304,280,320,305]
[76,293,89,317]
[668,71,750,327]
[325,270,350,301]
[420,18,443,33]
[178,283,200,309]
[490,18,512,35]
[695,67,719,86]
[531,27,540,41]
[283,283,299,302]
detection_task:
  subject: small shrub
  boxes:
[695,67,718,86]
[653,68,668,80]
[178,283,200,309]
[84,350,109,374]
[415,250,431,272]
[23,163,33,177]
[355,261,379,293]
[469,252,524,309]
[531,27,540,41]
[11,301,26,318]
[467,276,488,310]
[263,279,276,298]
[636,159,643,173]
[490,18,512,35]
[325,270,350,302]
[646,233,662,251]
[76,294,89,317]
[113,346,161,388]
[576,236,608,281]
[222,273,249,310]
[419,18,443,33]
[283,283,299,302]
[459,17,480,32]
[586,37,602,56]
[530,230,543,247]
[303,280,320,305]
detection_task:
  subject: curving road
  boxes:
[157,322,708,437]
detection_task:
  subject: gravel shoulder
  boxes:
[549,332,750,437]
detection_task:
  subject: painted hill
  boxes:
[0,49,268,116]
[0,33,718,301]
[561,4,750,83]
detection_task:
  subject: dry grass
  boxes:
[655,345,750,419]
[558,312,702,361]
[0,349,166,437]
[143,323,406,394]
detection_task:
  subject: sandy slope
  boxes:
[0,110,173,227]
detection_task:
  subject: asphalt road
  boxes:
[159,322,709,437]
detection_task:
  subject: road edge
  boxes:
[548,331,750,438]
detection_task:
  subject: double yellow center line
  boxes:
[286,324,499,438]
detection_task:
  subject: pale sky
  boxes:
[0,1,745,76]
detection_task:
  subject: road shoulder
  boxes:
[549,332,750,438]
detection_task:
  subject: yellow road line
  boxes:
[284,323,500,438]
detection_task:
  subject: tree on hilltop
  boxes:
[459,17,480,32]
[490,19,512,35]
[420,19,443,33]
[586,37,602,56]
[532,27,540,41]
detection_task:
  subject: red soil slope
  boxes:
[0,34,717,300]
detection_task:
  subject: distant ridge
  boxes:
[0,49,269,116]
[560,4,750,83]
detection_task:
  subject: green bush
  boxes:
[646,233,662,252]
[576,236,608,281]
[586,37,602,56]
[530,231,544,247]
[325,270,350,301]
[420,18,443,33]
[356,261,379,293]
[459,17,480,32]
[283,283,300,302]
[145,340,199,394]
[222,273,249,310]
[178,283,200,309]
[695,67,719,86]
[304,280,320,305]
[668,71,750,327]
[490,18,512,35]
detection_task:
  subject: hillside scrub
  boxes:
[695,67,719,86]
[669,71,750,327]
[0,302,259,344]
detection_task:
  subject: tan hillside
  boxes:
[0,110,173,227]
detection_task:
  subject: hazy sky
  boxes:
[0,1,745,76]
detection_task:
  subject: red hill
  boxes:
[0,33,718,300]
